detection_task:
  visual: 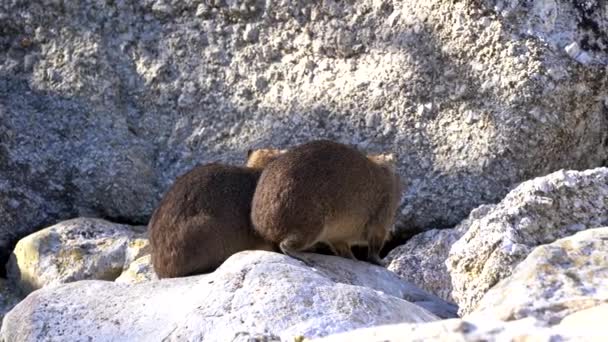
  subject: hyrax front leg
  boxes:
[366,231,386,266]
[366,199,393,267]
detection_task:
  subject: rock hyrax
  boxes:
[251,140,402,265]
[149,148,285,278]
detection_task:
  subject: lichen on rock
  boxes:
[115,254,158,284]
[470,227,608,323]
[6,217,149,295]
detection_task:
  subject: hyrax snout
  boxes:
[149,148,285,278]
[250,140,402,265]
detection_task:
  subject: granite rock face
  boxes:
[0,251,446,341]
[1,0,606,271]
[6,218,149,295]
[471,227,608,323]
[447,167,608,315]
[479,0,608,65]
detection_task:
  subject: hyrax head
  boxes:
[245,148,287,169]
[367,152,404,194]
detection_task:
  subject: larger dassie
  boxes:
[251,140,402,265]
[149,149,284,278]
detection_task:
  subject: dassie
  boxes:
[149,148,285,278]
[251,140,402,266]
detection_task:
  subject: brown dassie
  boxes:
[251,140,402,266]
[149,148,285,278]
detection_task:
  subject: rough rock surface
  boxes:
[385,205,492,302]
[471,227,608,323]
[479,0,608,65]
[1,0,606,272]
[313,305,608,342]
[0,279,20,328]
[298,252,458,319]
[447,167,608,315]
[115,254,158,284]
[386,229,461,303]
[559,303,608,332]
[7,218,149,295]
[0,251,447,341]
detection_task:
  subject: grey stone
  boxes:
[384,205,492,302]
[385,205,493,303]
[7,218,149,295]
[558,303,608,334]
[312,310,608,342]
[303,253,458,319]
[0,251,441,341]
[243,24,259,43]
[470,227,608,324]
[447,168,608,315]
[480,0,608,65]
[386,228,461,303]
[0,0,606,273]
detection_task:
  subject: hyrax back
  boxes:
[149,149,283,278]
[251,140,402,265]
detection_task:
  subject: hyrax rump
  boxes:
[251,140,402,265]
[149,149,284,278]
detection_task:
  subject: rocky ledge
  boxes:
[1,167,607,341]
[1,0,606,274]
[1,251,453,341]
[0,0,607,340]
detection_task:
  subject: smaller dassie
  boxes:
[251,140,402,265]
[149,148,285,278]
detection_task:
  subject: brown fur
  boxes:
[246,148,287,169]
[149,149,284,278]
[251,140,402,265]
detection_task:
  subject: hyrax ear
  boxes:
[247,149,253,158]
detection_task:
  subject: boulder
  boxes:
[1,0,606,272]
[385,228,461,304]
[7,218,149,295]
[471,227,608,323]
[298,253,458,319]
[447,168,608,315]
[558,303,608,332]
[115,254,158,284]
[312,318,545,341]
[312,305,608,342]
[385,205,493,302]
[0,251,446,341]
